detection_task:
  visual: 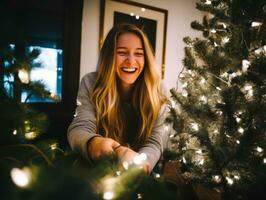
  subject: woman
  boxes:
[67,23,169,174]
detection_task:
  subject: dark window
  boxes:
[0,0,83,144]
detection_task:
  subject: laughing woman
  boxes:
[67,23,169,174]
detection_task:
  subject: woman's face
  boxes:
[115,32,145,90]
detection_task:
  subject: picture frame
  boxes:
[100,0,168,79]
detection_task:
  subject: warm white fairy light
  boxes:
[141,8,146,12]
[25,131,37,140]
[226,177,234,185]
[191,123,199,131]
[216,87,222,91]
[154,173,161,178]
[169,134,174,138]
[242,60,250,72]
[18,69,30,84]
[200,95,208,104]
[182,156,187,163]
[196,149,202,154]
[182,82,188,88]
[116,171,121,176]
[13,129,17,135]
[221,37,230,45]
[200,78,206,84]
[133,153,147,165]
[187,69,192,74]
[122,161,129,170]
[198,158,204,165]
[205,0,212,5]
[10,167,31,188]
[236,140,240,144]
[135,15,140,20]
[256,146,263,153]
[263,158,266,164]
[50,143,58,150]
[251,22,263,27]
[236,117,241,123]
[214,42,218,47]
[182,90,188,97]
[130,12,134,16]
[170,100,176,108]
[103,191,114,200]
[244,84,252,91]
[210,29,216,33]
[213,129,219,134]
[234,175,240,180]
[238,127,244,134]
[137,193,143,199]
[212,175,221,183]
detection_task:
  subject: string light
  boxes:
[182,82,188,88]
[210,29,216,33]
[170,100,176,108]
[236,117,241,123]
[200,78,206,84]
[135,15,140,20]
[13,129,17,135]
[182,90,188,97]
[256,146,263,153]
[25,131,37,140]
[18,69,30,84]
[133,153,147,165]
[103,191,114,200]
[115,171,121,176]
[154,173,161,178]
[50,143,58,150]
[216,87,222,91]
[141,8,146,12]
[212,175,221,183]
[198,158,204,165]
[137,193,143,199]
[263,158,266,164]
[182,156,187,164]
[205,0,212,5]
[10,167,31,188]
[122,161,129,170]
[196,149,202,154]
[236,140,240,144]
[199,95,208,104]
[226,177,234,185]
[234,175,240,180]
[130,12,134,16]
[238,127,244,134]
[221,37,230,45]
[251,22,263,27]
[191,123,199,131]
[242,60,250,72]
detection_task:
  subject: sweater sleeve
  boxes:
[67,72,101,160]
[138,82,170,170]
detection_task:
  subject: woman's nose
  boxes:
[126,54,135,64]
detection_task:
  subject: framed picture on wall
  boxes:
[100,0,168,79]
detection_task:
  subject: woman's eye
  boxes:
[117,51,127,55]
[135,52,144,56]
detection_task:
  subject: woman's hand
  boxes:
[115,146,151,174]
[87,137,120,160]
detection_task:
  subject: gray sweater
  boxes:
[67,71,169,169]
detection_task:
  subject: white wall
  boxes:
[80,0,202,89]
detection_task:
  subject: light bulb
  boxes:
[141,8,146,12]
[18,69,30,84]
[103,191,114,200]
[256,146,263,153]
[10,167,31,188]
[191,123,199,131]
[238,127,244,134]
[13,129,17,135]
[205,0,212,5]
[236,140,240,144]
[251,22,262,27]
[226,177,234,185]
[242,60,250,72]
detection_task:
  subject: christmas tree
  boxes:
[0,44,172,199]
[165,0,266,199]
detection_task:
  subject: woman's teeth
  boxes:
[121,67,137,72]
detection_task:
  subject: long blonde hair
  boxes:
[92,24,166,148]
